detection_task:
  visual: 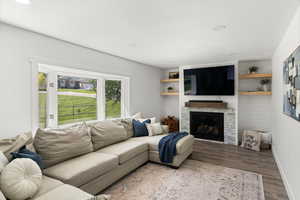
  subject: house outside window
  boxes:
[34,63,130,129]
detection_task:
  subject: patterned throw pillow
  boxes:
[241,130,261,151]
[146,123,163,136]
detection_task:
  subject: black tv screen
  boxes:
[184,65,235,96]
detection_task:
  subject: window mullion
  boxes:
[97,78,105,120]
[47,71,58,128]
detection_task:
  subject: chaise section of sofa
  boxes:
[129,134,194,167]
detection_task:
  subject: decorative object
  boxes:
[283,45,300,121]
[248,66,258,74]
[168,71,179,79]
[161,116,179,132]
[167,86,174,92]
[260,79,271,91]
[103,160,265,200]
[241,130,261,151]
[0,158,42,200]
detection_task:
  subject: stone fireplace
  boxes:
[190,112,224,142]
[181,107,237,145]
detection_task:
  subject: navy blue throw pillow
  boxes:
[133,119,151,137]
[11,147,44,169]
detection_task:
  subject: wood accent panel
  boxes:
[185,101,228,109]
[190,140,289,200]
[239,91,272,95]
[160,79,179,83]
[161,92,179,96]
[239,73,272,79]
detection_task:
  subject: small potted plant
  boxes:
[167,86,174,92]
[248,66,258,74]
[260,79,271,91]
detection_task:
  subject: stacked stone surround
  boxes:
[181,107,237,145]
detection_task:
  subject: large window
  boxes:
[36,64,130,128]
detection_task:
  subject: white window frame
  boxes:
[31,62,130,130]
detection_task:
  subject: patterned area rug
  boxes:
[104,160,265,200]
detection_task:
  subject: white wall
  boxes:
[161,68,179,118]
[0,22,163,138]
[272,6,300,200]
[238,60,272,134]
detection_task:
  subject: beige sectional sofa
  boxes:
[1,118,194,200]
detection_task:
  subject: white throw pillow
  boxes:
[0,158,42,200]
[132,112,143,119]
[146,123,163,136]
[0,152,8,173]
[0,190,6,200]
[161,125,169,134]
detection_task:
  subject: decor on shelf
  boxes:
[241,130,261,151]
[168,71,179,79]
[167,86,174,92]
[260,79,271,91]
[248,66,258,74]
[283,44,300,121]
[161,116,179,132]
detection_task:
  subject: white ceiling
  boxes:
[0,0,299,68]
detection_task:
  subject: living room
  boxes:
[0,0,300,200]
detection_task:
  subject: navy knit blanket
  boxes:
[158,132,188,163]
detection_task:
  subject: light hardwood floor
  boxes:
[190,140,289,200]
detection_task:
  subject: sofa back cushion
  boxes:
[113,118,134,138]
[34,123,93,168]
[90,120,127,150]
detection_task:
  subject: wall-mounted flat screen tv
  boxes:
[184,65,235,96]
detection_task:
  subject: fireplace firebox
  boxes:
[190,112,224,142]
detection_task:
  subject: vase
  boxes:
[262,84,269,91]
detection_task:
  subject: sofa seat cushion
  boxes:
[33,176,63,199]
[96,140,148,164]
[129,134,194,155]
[43,152,118,187]
[32,184,93,200]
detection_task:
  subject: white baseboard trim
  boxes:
[272,146,295,200]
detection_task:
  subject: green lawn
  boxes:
[39,93,120,127]
[57,88,96,94]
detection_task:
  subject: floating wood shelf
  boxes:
[161,92,179,96]
[185,101,228,109]
[239,91,272,95]
[160,79,179,83]
[239,73,272,79]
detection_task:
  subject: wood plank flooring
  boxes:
[190,140,289,200]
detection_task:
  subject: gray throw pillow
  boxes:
[90,120,127,150]
[34,122,93,168]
